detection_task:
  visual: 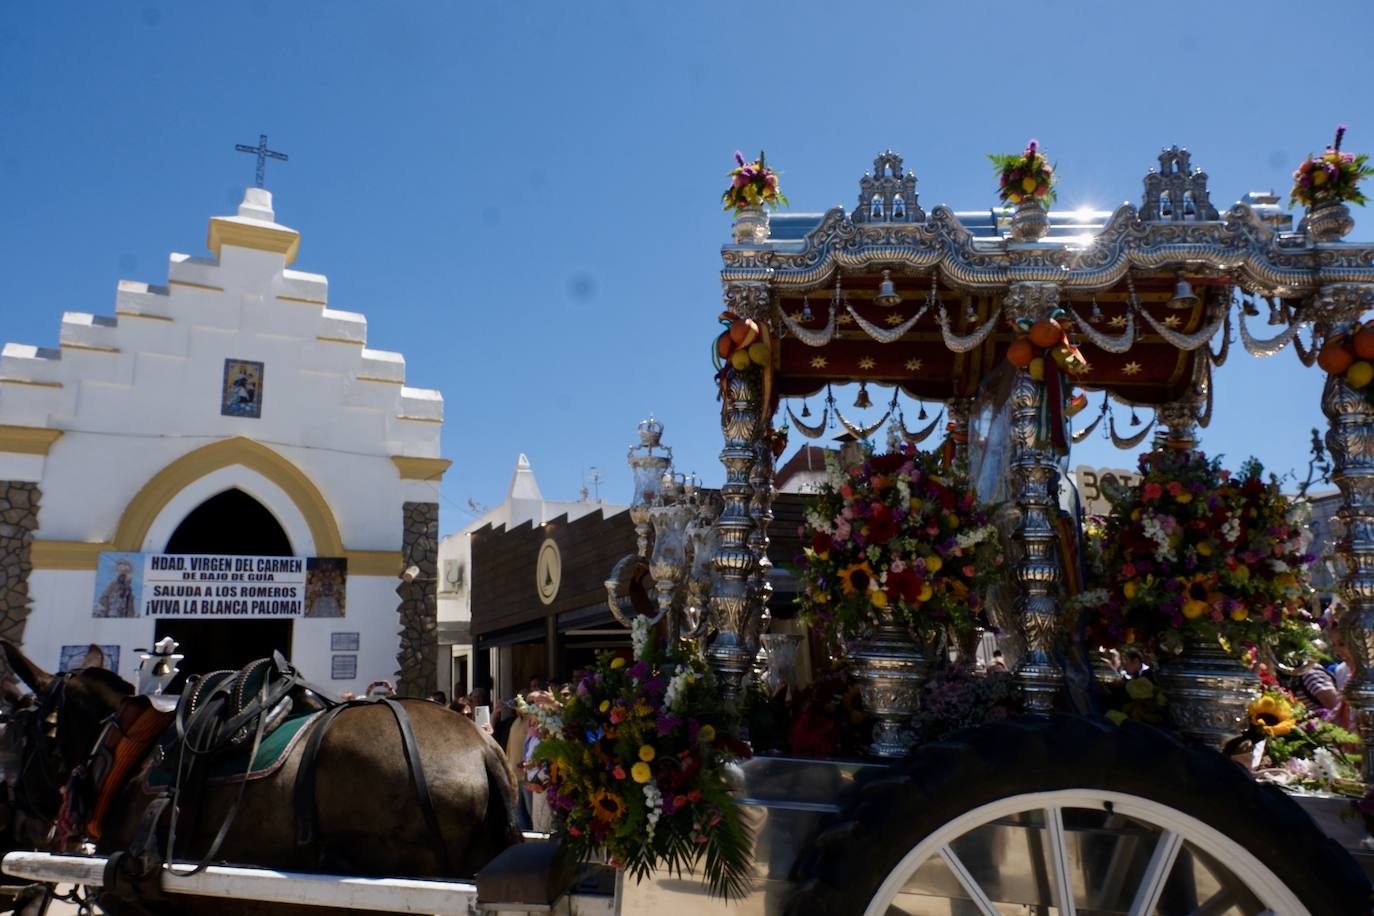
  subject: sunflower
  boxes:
[838,562,875,595]
[590,788,626,822]
[1248,694,1297,738]
[1181,574,1214,620]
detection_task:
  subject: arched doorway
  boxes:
[154,489,295,685]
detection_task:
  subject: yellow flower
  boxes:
[1021,176,1038,193]
[917,582,934,602]
[1122,580,1139,600]
[870,589,889,608]
[630,762,652,784]
[638,745,656,762]
[1196,541,1214,557]
[838,562,876,595]
[909,498,923,513]
[699,724,716,743]
[634,704,653,718]
[1182,600,1208,620]
[1248,694,1296,738]
[610,657,627,670]
[1007,192,1022,204]
[1230,606,1249,621]
[590,788,626,822]
[923,555,943,574]
[599,700,610,713]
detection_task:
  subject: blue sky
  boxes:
[3,2,1371,532]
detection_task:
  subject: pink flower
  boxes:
[1143,482,1164,502]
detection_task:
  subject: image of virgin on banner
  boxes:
[92,552,143,618]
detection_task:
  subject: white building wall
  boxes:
[0,188,447,695]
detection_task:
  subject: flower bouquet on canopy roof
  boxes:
[796,443,1003,648]
[988,138,1057,206]
[1080,449,1317,659]
[720,149,788,213]
[529,616,752,900]
[1290,124,1373,208]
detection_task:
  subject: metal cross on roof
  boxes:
[234,133,288,189]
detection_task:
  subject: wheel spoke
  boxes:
[936,845,1000,916]
[1044,806,1077,916]
[1128,828,1183,916]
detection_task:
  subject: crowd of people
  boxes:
[429,675,565,832]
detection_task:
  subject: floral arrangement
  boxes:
[1290,125,1373,208]
[988,138,1057,206]
[1102,673,1170,728]
[797,445,1003,645]
[1082,450,1316,656]
[913,664,1021,743]
[1242,687,1361,792]
[531,617,752,899]
[721,150,788,213]
[783,663,868,758]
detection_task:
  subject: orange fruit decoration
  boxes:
[717,333,733,359]
[1318,339,1355,374]
[1028,319,1063,348]
[729,319,750,345]
[1006,338,1034,368]
[1354,326,1374,359]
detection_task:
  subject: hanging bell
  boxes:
[917,402,928,420]
[801,400,811,418]
[854,382,873,410]
[1089,296,1103,322]
[1130,407,1141,427]
[1242,296,1260,317]
[874,270,901,308]
[1267,297,1284,326]
[1168,272,1200,310]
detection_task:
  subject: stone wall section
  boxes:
[0,482,40,644]
[397,500,438,696]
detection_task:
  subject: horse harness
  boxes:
[41,656,451,887]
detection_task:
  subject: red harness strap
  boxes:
[57,698,175,846]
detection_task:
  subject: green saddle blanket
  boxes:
[145,710,321,790]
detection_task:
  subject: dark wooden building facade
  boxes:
[470,494,808,693]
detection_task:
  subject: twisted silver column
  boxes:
[709,283,770,700]
[1317,283,1374,779]
[1005,282,1069,712]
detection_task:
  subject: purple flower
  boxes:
[1335,124,1347,152]
[734,150,746,167]
[628,660,650,681]
[656,713,681,737]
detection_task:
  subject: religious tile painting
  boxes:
[92,551,143,618]
[60,644,120,673]
[221,358,265,418]
[304,557,347,618]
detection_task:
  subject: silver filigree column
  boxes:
[1317,283,1374,778]
[946,397,973,470]
[1005,282,1069,712]
[709,282,771,700]
[1154,363,1208,451]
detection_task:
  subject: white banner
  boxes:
[93,552,347,618]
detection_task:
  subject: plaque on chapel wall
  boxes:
[221,358,265,418]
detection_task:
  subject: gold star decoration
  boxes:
[809,356,829,369]
[1109,315,1127,328]
[1163,314,1182,328]
[836,313,854,326]
[1122,361,1142,376]
[789,311,806,323]
[905,358,924,372]
[857,356,877,370]
[1080,361,1094,374]
[884,312,907,326]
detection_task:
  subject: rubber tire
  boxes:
[785,715,1372,916]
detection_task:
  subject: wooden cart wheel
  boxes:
[786,715,1371,916]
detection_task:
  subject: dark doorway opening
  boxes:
[156,488,295,688]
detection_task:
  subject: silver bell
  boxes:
[1168,272,1199,310]
[874,270,901,308]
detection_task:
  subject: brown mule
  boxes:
[0,641,519,916]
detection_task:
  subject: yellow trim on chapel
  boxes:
[27,438,408,574]
[0,425,64,456]
[111,437,344,554]
[390,456,452,481]
[207,218,301,266]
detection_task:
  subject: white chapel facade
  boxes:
[0,187,448,696]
